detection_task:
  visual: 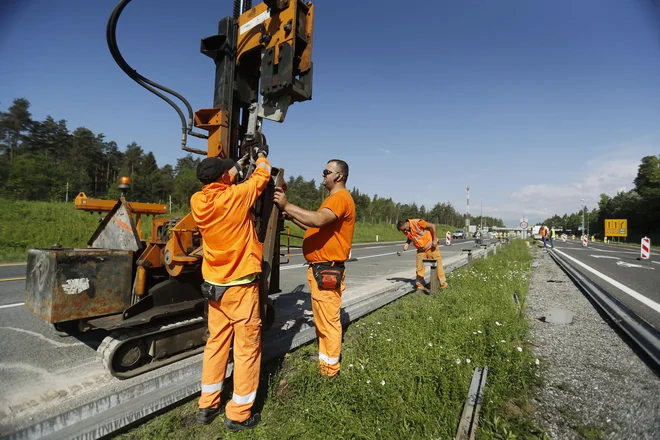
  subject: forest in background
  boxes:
[541,155,660,242]
[0,98,506,228]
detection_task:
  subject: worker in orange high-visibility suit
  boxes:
[190,145,271,432]
[397,219,448,290]
[273,159,355,377]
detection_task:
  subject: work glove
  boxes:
[236,152,250,168]
[254,143,269,157]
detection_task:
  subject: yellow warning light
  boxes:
[119,176,131,190]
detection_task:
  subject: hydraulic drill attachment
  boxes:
[24,0,315,379]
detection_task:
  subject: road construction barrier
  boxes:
[582,235,588,247]
[446,231,451,246]
[641,237,651,260]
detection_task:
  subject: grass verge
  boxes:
[115,240,547,440]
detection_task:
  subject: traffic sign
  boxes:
[520,221,528,229]
[604,219,627,237]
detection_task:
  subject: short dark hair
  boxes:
[329,159,349,183]
[396,220,408,230]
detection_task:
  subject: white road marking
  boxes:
[616,261,654,270]
[0,327,84,348]
[652,261,660,266]
[554,249,660,314]
[0,302,25,309]
[557,245,638,255]
[590,255,621,260]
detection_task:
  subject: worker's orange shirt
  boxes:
[303,189,356,263]
[190,157,271,284]
[540,227,548,237]
[404,219,433,250]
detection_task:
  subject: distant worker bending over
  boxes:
[190,145,270,431]
[273,159,355,377]
[397,219,448,290]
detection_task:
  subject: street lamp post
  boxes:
[580,198,585,237]
[466,185,470,233]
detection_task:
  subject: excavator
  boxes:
[23,0,314,378]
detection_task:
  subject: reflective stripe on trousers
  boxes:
[199,283,262,423]
[307,266,344,377]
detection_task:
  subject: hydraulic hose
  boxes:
[106,0,208,151]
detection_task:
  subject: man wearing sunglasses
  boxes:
[273,160,355,378]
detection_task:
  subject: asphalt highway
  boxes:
[0,239,473,433]
[550,239,660,331]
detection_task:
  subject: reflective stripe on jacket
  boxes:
[404,219,432,250]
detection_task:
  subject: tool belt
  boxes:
[311,261,345,290]
[200,282,229,302]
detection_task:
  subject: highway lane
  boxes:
[551,239,660,331]
[0,239,473,431]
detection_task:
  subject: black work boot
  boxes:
[225,413,261,431]
[197,407,221,425]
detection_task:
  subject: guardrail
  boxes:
[549,251,660,369]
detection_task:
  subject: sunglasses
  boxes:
[322,169,337,176]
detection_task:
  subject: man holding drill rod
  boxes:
[191,144,270,431]
[396,219,448,291]
[273,159,355,378]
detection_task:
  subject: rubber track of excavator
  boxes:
[98,316,206,379]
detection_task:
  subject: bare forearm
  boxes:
[289,215,308,231]
[284,204,324,228]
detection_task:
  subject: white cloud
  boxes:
[509,143,649,224]
[379,148,391,154]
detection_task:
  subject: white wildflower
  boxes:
[469,317,473,321]
[369,336,373,339]
[387,338,392,342]
[473,332,477,335]
[466,359,471,364]
[500,340,506,343]
[517,347,523,352]
[428,342,433,347]
[366,380,371,384]
[349,364,354,368]
[535,359,540,366]
[495,321,502,326]
[456,359,461,364]
[381,380,386,386]
[361,365,364,370]
[377,322,381,325]
[477,330,482,334]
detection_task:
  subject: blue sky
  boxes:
[1,0,659,226]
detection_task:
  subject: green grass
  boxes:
[0,199,183,262]
[115,240,547,440]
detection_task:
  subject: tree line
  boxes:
[541,155,660,241]
[0,98,503,227]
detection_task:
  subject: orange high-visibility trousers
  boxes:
[307,266,344,377]
[416,247,448,288]
[199,282,261,423]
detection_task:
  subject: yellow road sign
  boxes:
[604,219,627,237]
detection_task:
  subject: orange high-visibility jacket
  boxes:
[190,157,272,284]
[404,219,433,250]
